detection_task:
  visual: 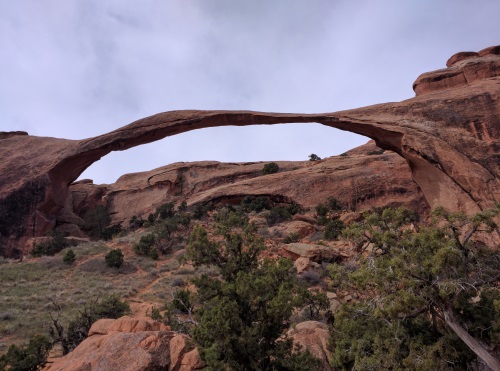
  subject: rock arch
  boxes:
[0,47,499,254]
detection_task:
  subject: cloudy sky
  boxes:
[1,1,499,184]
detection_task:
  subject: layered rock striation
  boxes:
[1,46,499,255]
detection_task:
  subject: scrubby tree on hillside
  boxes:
[330,205,500,370]
[186,219,327,370]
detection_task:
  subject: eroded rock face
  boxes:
[44,316,203,371]
[58,141,425,235]
[1,46,499,255]
[288,321,333,371]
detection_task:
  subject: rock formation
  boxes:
[44,316,203,371]
[1,45,499,256]
[288,321,333,371]
[58,141,425,236]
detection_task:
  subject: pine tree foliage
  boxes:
[330,205,500,370]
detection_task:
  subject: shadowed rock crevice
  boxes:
[0,46,499,254]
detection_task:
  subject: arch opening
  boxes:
[77,123,369,184]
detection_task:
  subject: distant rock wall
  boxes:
[58,141,425,235]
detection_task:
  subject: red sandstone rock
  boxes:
[1,46,499,255]
[288,321,333,371]
[44,316,202,371]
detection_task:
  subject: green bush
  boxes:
[63,249,76,264]
[186,224,324,369]
[193,202,213,220]
[240,195,272,213]
[367,149,385,155]
[104,249,124,269]
[283,232,300,244]
[56,296,130,353]
[31,231,73,257]
[309,154,321,161]
[262,162,279,175]
[266,203,301,226]
[315,197,344,225]
[129,215,145,230]
[133,233,156,257]
[172,289,193,314]
[324,219,345,240]
[0,334,51,371]
[82,205,112,240]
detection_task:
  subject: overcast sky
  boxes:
[1,1,499,184]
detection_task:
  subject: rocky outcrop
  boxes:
[44,316,203,371]
[58,141,425,234]
[288,321,333,371]
[1,46,499,255]
[413,45,500,96]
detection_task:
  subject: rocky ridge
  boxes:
[58,141,426,237]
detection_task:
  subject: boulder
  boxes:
[44,316,203,371]
[288,321,333,371]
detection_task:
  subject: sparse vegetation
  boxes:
[324,219,344,240]
[31,231,74,257]
[82,205,120,240]
[367,149,385,155]
[262,162,279,175]
[0,334,51,371]
[105,249,124,268]
[283,232,300,244]
[309,153,321,161]
[50,295,130,353]
[240,195,273,213]
[63,249,76,265]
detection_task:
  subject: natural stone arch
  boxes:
[0,47,499,253]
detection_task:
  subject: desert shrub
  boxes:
[240,195,273,213]
[63,249,76,265]
[0,334,51,371]
[262,162,279,175]
[155,202,175,220]
[129,215,144,230]
[186,223,325,370]
[315,197,344,225]
[134,233,156,257]
[300,270,322,286]
[324,219,345,240]
[172,289,193,314]
[171,277,186,287]
[148,248,159,260]
[367,149,385,155]
[82,205,119,240]
[31,231,73,257]
[104,249,124,268]
[193,202,213,220]
[214,207,248,233]
[283,232,300,244]
[309,153,321,161]
[55,296,130,353]
[178,201,188,212]
[265,204,301,226]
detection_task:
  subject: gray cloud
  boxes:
[1,0,499,183]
